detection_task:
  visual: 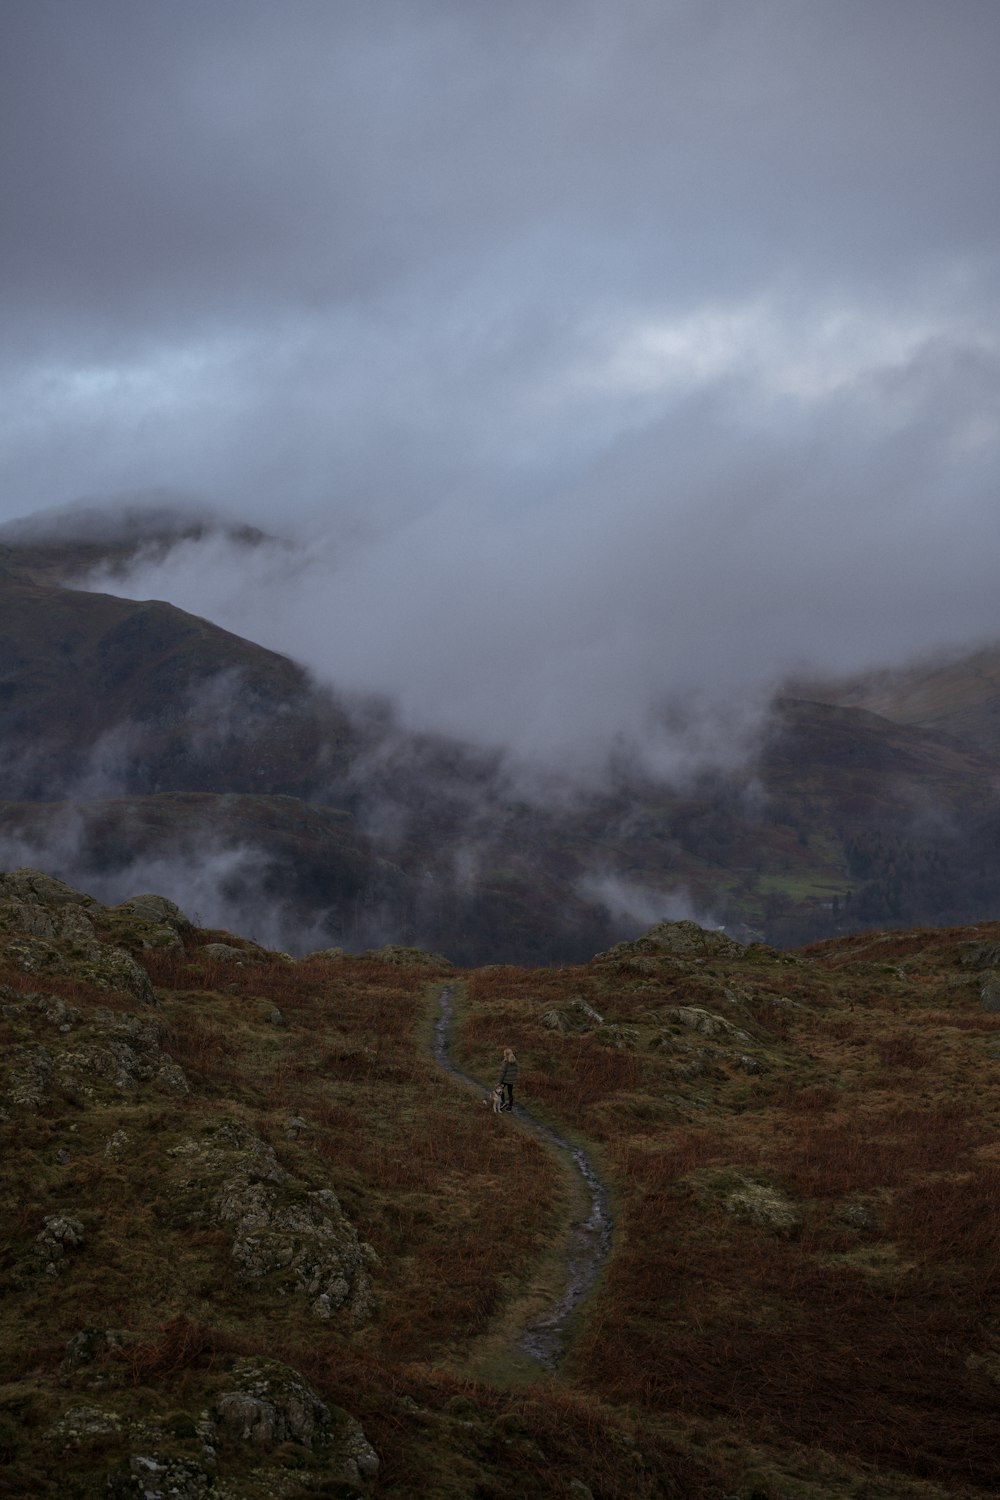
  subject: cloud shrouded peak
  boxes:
[2,0,999,765]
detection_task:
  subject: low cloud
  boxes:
[0,813,352,955]
[71,324,1000,786]
[577,873,717,934]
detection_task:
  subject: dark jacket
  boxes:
[499,1058,518,1086]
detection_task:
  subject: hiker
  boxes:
[499,1047,518,1112]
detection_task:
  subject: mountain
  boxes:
[2,868,999,1497]
[803,643,1000,759]
[3,500,1000,960]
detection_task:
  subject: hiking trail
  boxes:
[433,984,613,1372]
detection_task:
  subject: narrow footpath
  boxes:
[433,984,613,1371]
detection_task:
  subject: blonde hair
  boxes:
[503,1048,516,1062]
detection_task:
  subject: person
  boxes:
[498,1047,518,1112]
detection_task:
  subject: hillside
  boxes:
[3,866,1000,1497]
[801,645,1000,760]
[4,506,1000,959]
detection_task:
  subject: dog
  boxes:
[484,1084,505,1114]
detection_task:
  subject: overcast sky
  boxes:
[3,1,1000,768]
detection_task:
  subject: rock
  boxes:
[107,1453,212,1499]
[962,942,1000,971]
[173,1122,374,1324]
[599,1025,639,1049]
[0,867,97,909]
[199,941,254,964]
[684,1169,802,1236]
[540,1008,581,1032]
[1,999,188,1110]
[981,975,1000,1013]
[571,997,605,1026]
[214,1357,378,1483]
[0,932,156,1005]
[46,1403,122,1447]
[215,1357,329,1448]
[35,1214,85,1274]
[666,1006,754,1044]
[285,1115,309,1138]
[360,943,453,969]
[104,1128,132,1160]
[596,919,748,965]
[110,893,193,934]
[267,1008,285,1027]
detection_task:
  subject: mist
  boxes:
[3,2,1000,777]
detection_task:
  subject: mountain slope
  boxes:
[4,509,1000,958]
[802,643,1000,758]
[3,869,999,1497]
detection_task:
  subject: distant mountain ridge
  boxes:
[3,498,1000,958]
[801,644,1000,760]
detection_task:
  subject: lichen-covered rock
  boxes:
[360,943,453,969]
[199,941,257,964]
[596,919,747,965]
[598,1024,639,1049]
[666,1006,754,1044]
[980,975,1000,1013]
[34,1213,85,1274]
[107,1453,213,1499]
[961,941,1000,971]
[214,1358,378,1485]
[171,1122,374,1324]
[0,996,188,1110]
[215,1357,329,1449]
[540,1007,583,1032]
[46,1402,122,1447]
[0,898,96,942]
[110,893,193,934]
[0,867,98,909]
[0,931,156,1005]
[541,998,606,1033]
[78,946,157,1005]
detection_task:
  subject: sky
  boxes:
[3,0,1000,770]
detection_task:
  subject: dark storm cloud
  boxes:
[3,1,1000,764]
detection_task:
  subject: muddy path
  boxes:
[433,984,613,1371]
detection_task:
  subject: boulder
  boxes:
[961,941,1000,971]
[596,919,747,965]
[666,1006,754,1044]
[214,1357,378,1484]
[0,867,97,908]
[981,975,1000,1013]
[170,1121,374,1324]
[110,893,192,933]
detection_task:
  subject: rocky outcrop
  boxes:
[0,988,188,1110]
[0,867,190,1000]
[168,1120,376,1324]
[595,919,750,966]
[213,1355,378,1485]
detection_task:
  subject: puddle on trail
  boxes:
[434,985,613,1369]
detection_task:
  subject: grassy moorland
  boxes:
[2,872,1000,1497]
